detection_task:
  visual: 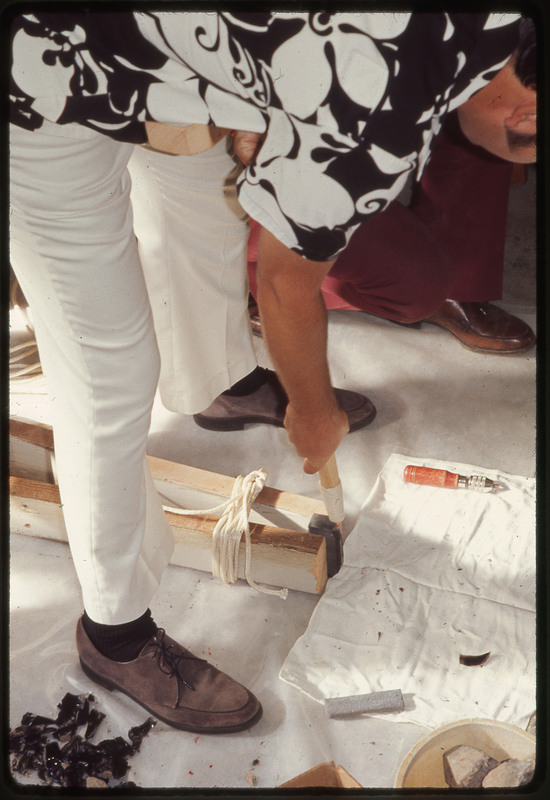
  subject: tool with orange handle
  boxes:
[403,465,503,493]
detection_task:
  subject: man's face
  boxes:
[457,60,536,164]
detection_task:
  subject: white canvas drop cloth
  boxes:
[9,165,537,788]
[280,453,536,730]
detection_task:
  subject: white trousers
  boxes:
[10,121,255,624]
[128,140,256,414]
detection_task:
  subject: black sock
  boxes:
[82,609,157,662]
[222,366,269,397]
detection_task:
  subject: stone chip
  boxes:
[443,745,499,788]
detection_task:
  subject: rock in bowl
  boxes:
[395,718,535,789]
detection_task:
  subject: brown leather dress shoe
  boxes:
[76,619,262,733]
[425,300,536,354]
[193,369,376,432]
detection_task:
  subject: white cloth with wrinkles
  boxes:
[280,453,536,730]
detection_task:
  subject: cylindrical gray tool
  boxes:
[324,689,404,718]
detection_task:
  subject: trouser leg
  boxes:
[319,202,455,322]
[247,202,455,324]
[128,139,257,415]
[410,123,513,301]
[322,123,513,313]
[10,122,174,625]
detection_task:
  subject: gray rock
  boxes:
[482,759,534,788]
[443,745,499,788]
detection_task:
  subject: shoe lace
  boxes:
[146,630,200,704]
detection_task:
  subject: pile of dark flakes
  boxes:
[9,692,156,788]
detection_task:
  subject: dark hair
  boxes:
[513,17,536,89]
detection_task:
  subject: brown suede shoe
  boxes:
[426,300,536,354]
[193,369,376,432]
[76,618,262,733]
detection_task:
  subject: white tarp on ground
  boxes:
[280,454,536,730]
[9,288,537,789]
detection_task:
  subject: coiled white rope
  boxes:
[162,469,288,599]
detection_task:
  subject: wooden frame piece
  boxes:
[9,419,329,594]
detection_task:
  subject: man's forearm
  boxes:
[256,227,349,472]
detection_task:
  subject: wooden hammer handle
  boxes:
[319,453,341,489]
[319,454,345,523]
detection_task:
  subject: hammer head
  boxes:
[308,513,343,577]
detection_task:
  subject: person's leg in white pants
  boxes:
[128,138,257,415]
[10,119,263,733]
[10,121,174,626]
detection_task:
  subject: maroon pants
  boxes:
[248,124,513,324]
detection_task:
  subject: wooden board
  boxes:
[278,762,363,789]
[148,454,326,532]
[10,475,328,595]
[9,418,327,530]
[9,418,56,484]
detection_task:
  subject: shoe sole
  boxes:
[193,413,278,432]
[194,403,377,434]
[424,320,536,355]
[79,658,263,734]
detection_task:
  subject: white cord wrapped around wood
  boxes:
[162,469,288,599]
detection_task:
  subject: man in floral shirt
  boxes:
[9,10,536,731]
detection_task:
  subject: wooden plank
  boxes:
[10,477,65,545]
[10,476,60,504]
[167,511,326,594]
[10,476,327,595]
[9,418,56,484]
[9,418,327,528]
[278,762,363,789]
[148,454,325,520]
[9,418,54,451]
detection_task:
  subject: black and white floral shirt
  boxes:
[10,10,520,260]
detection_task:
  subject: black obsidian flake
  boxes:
[9,692,155,788]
